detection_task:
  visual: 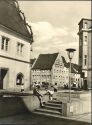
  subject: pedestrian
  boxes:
[21,83,24,92]
[33,85,44,107]
[53,83,58,92]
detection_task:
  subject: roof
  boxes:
[32,53,59,70]
[32,53,81,74]
[78,18,92,25]
[67,63,81,74]
[30,58,36,65]
[0,0,33,42]
[61,56,68,67]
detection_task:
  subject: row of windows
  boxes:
[32,70,50,73]
[53,75,69,79]
[32,75,51,78]
[0,36,24,55]
[53,70,68,73]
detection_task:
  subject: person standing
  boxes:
[53,83,58,92]
[21,83,24,92]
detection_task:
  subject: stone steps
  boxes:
[45,102,62,107]
[48,100,62,104]
[35,108,62,115]
[34,111,63,118]
[43,105,62,111]
[34,99,62,117]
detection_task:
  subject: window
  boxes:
[16,73,24,85]
[84,55,87,66]
[84,22,87,29]
[17,43,20,52]
[17,42,24,54]
[84,36,87,45]
[6,40,9,51]
[85,36,87,42]
[1,36,9,51]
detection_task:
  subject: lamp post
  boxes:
[66,48,76,103]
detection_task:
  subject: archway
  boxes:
[16,73,24,85]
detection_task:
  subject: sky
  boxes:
[18,1,91,63]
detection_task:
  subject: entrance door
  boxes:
[0,69,8,89]
[83,79,87,90]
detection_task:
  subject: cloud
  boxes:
[31,22,68,43]
[29,21,78,62]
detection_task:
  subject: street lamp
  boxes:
[66,48,76,103]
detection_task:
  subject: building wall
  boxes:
[0,30,31,91]
[0,97,28,117]
[32,70,51,85]
[78,19,92,78]
[0,95,49,118]
[31,53,81,87]
[52,54,69,87]
[87,30,92,89]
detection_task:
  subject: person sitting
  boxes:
[45,86,54,100]
[33,85,43,107]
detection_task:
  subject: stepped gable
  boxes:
[0,0,33,42]
[32,53,59,70]
[61,56,67,67]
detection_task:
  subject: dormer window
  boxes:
[1,36,9,51]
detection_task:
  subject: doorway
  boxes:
[0,68,8,89]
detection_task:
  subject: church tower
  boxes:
[78,18,92,79]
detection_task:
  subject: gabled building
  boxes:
[32,53,58,86]
[0,0,33,91]
[31,53,81,88]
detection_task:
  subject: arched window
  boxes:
[16,73,24,85]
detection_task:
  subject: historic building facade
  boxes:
[78,18,92,89]
[87,26,92,89]
[0,0,33,91]
[31,53,81,88]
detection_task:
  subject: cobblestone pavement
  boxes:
[0,112,91,125]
